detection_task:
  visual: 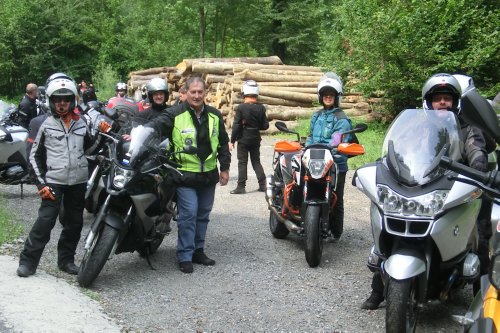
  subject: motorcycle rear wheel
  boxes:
[77,224,119,288]
[269,211,289,239]
[385,277,418,333]
[304,205,322,267]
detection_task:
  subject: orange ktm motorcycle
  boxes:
[265,121,366,267]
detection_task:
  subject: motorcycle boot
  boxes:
[361,290,384,310]
[192,249,216,266]
[258,179,267,192]
[230,185,246,194]
[16,264,35,277]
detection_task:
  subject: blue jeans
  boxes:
[175,185,216,262]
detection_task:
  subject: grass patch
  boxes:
[0,196,24,245]
[82,288,101,301]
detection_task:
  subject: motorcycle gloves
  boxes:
[38,186,56,201]
[98,120,112,133]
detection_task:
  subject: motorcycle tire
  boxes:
[269,210,289,239]
[385,277,418,333]
[77,224,119,288]
[304,205,322,267]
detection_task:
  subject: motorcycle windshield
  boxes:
[381,109,462,186]
[127,125,159,168]
[0,100,15,121]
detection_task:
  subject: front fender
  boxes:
[385,251,426,280]
[104,213,125,230]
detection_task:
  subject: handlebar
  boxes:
[439,156,500,198]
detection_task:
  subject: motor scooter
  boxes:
[266,121,366,267]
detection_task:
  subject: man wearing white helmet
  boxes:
[17,74,107,278]
[361,72,491,310]
[306,72,352,241]
[229,80,269,194]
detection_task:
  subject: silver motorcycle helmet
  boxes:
[46,77,78,116]
[115,82,127,97]
[317,72,343,107]
[241,80,259,97]
[422,73,462,112]
[146,78,168,106]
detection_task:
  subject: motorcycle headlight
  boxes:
[112,165,135,189]
[377,185,448,218]
[490,253,500,290]
[308,160,326,178]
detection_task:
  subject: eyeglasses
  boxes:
[53,96,72,103]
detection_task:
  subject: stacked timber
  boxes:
[128,56,379,131]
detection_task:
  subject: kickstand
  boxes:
[144,250,156,270]
[20,183,24,199]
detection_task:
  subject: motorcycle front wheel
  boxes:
[304,205,322,267]
[385,277,418,333]
[77,224,119,288]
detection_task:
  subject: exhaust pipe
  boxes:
[266,195,302,233]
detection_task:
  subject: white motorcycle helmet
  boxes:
[452,74,475,96]
[422,73,462,112]
[242,80,259,96]
[317,72,343,107]
[46,77,78,116]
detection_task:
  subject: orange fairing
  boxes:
[274,140,302,153]
[337,143,365,156]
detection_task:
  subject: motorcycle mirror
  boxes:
[159,138,169,150]
[275,121,288,132]
[275,121,300,142]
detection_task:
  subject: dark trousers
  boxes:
[330,172,346,237]
[236,141,266,187]
[477,196,493,275]
[19,183,86,270]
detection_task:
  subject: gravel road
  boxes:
[0,135,472,332]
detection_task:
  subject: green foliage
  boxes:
[92,62,121,101]
[317,0,499,117]
[0,0,497,107]
[0,197,23,245]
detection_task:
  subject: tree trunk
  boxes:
[241,70,321,82]
[264,105,318,121]
[176,56,283,73]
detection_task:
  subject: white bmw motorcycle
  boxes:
[354,109,482,332]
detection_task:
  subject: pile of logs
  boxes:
[128,56,382,131]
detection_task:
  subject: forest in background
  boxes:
[0,0,498,117]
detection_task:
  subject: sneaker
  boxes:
[179,261,193,274]
[192,250,216,266]
[361,291,384,310]
[230,187,246,194]
[17,264,35,277]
